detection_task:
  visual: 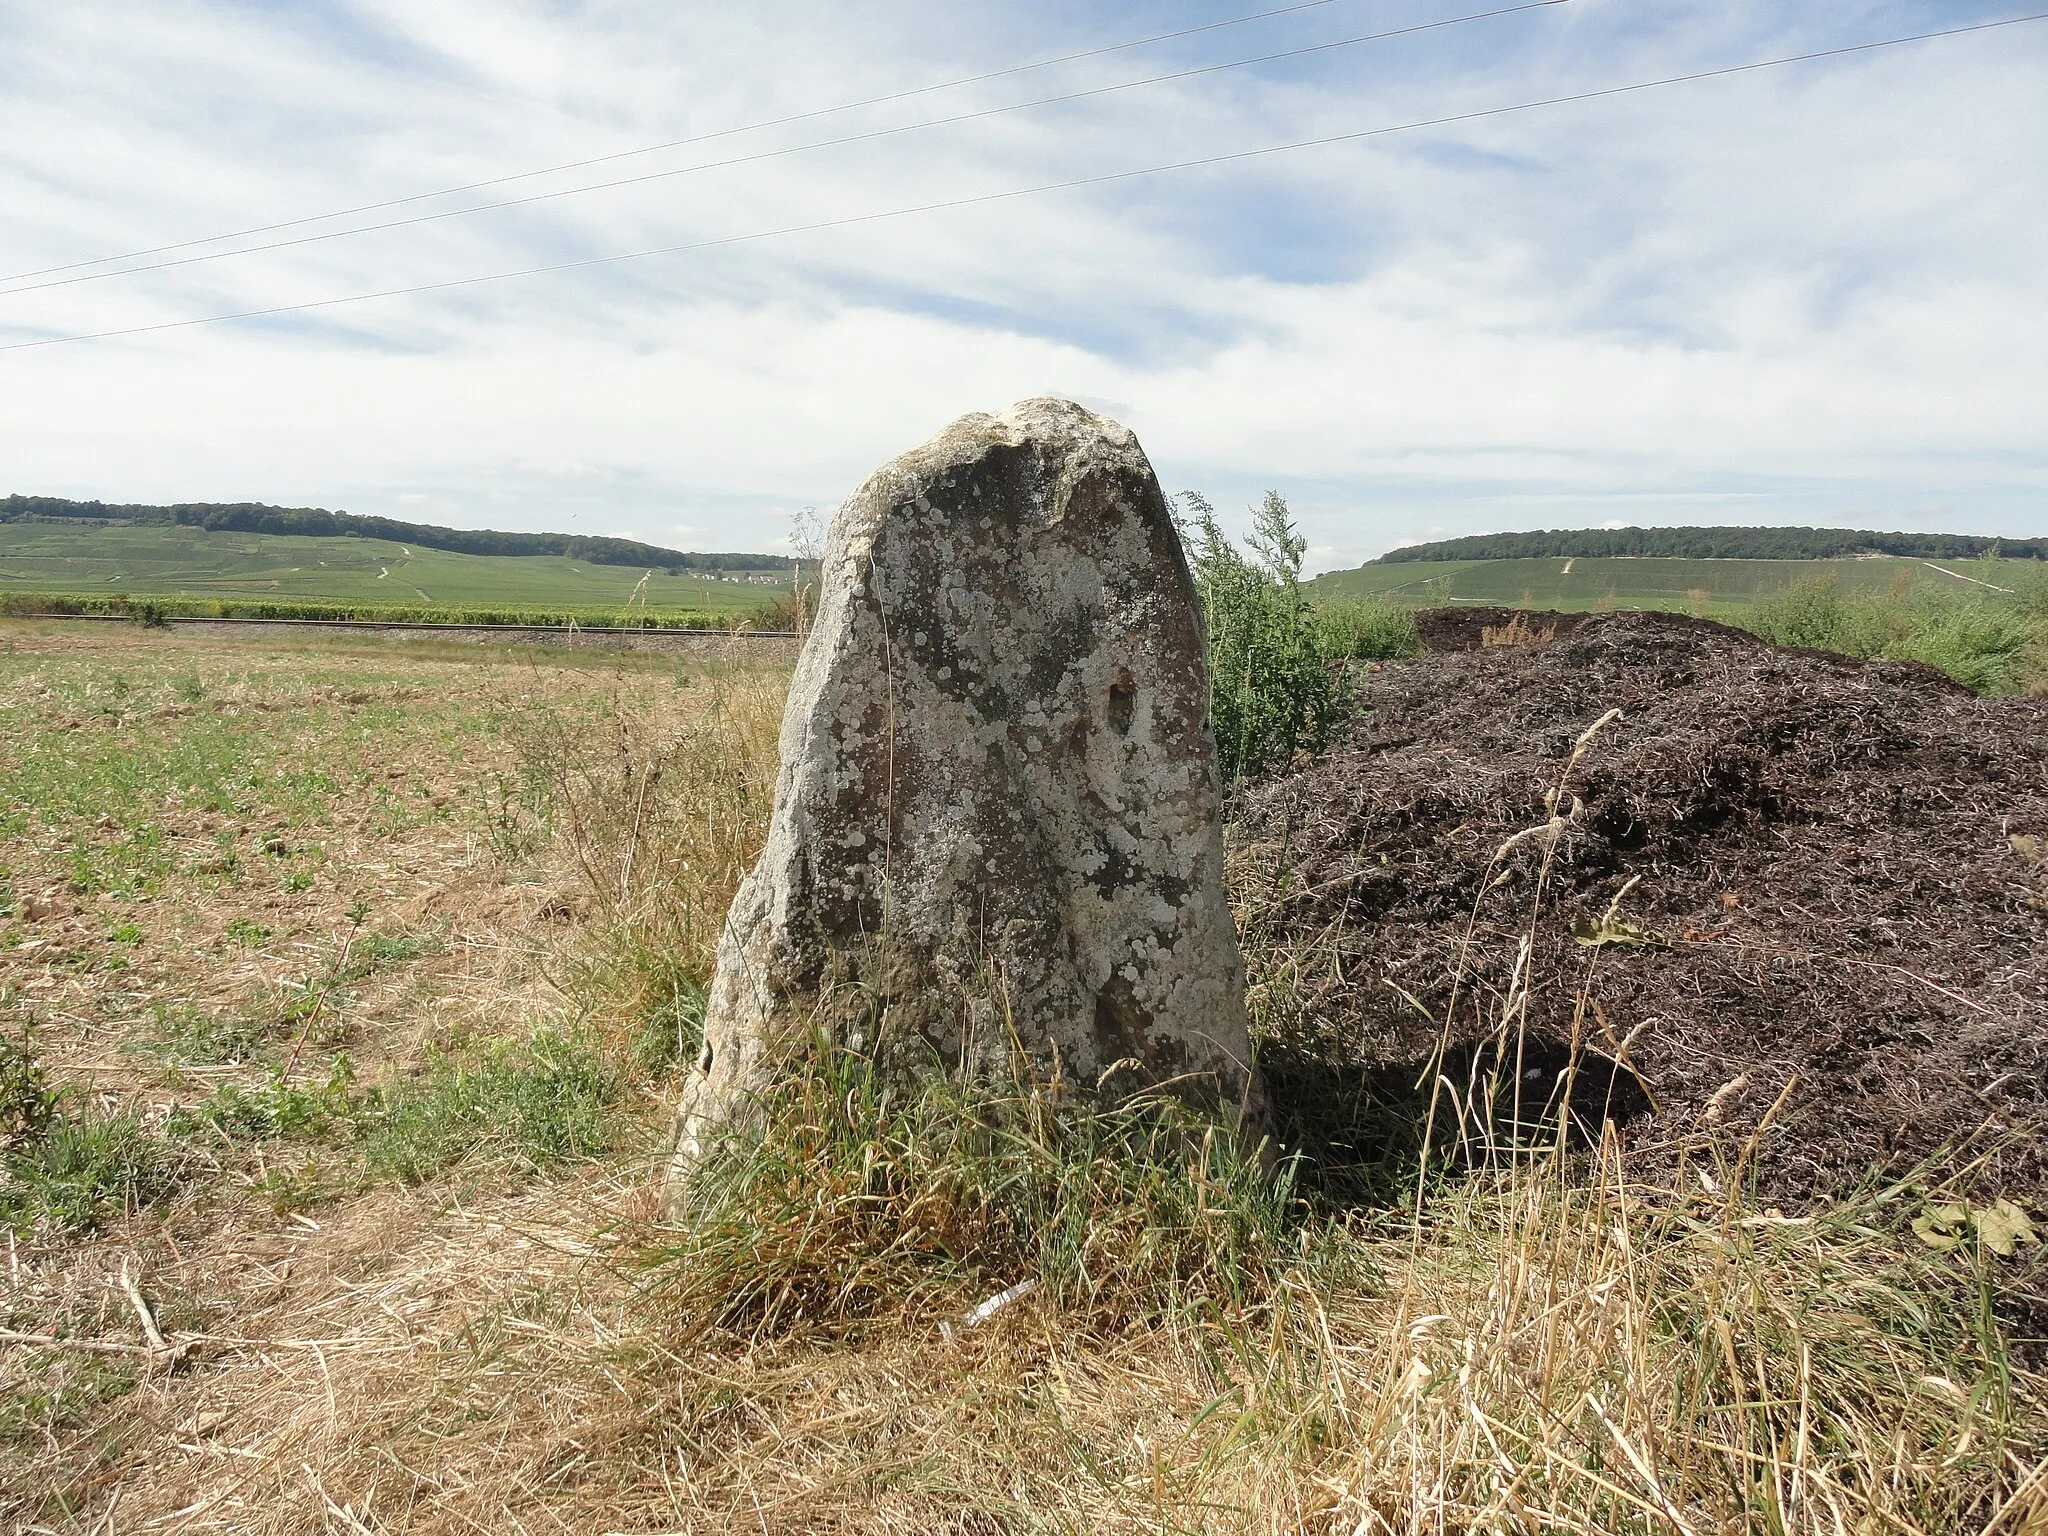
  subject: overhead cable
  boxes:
[0,1,1566,297]
[0,0,1376,284]
[4,11,2042,354]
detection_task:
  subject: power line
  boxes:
[0,0,1374,285]
[0,1,1565,298]
[5,11,2042,356]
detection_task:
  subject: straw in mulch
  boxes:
[1234,608,2048,1205]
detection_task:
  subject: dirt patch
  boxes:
[1236,609,2048,1204]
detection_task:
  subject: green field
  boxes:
[1307,553,2033,610]
[0,521,787,615]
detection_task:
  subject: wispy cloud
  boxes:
[2,0,2042,567]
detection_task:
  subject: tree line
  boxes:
[0,495,794,573]
[1376,525,2047,564]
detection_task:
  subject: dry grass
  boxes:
[1478,613,1559,648]
[511,660,786,1058]
[4,622,2044,1533]
[12,1137,2035,1532]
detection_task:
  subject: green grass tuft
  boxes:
[148,1000,270,1065]
[358,1029,620,1183]
[653,1048,1305,1340]
[178,1057,359,1143]
[0,1347,137,1449]
[630,976,707,1075]
[1,1099,194,1235]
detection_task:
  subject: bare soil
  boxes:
[1236,607,2048,1205]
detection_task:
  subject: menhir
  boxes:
[666,397,1263,1189]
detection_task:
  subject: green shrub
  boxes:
[1742,576,2047,694]
[2012,559,2048,618]
[1892,600,2038,694]
[1182,491,1343,783]
[1315,597,1421,660]
[1744,576,1903,655]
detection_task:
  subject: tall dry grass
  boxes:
[1216,707,2045,1532]
[59,1120,2033,1532]
[509,657,786,1065]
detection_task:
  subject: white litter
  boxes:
[962,1279,1038,1330]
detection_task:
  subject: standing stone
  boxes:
[667,397,1263,1182]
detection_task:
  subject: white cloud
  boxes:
[2,0,2044,572]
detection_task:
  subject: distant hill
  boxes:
[0,495,792,574]
[1307,552,2043,613]
[1376,525,2047,564]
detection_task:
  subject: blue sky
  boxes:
[1,0,2043,568]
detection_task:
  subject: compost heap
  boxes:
[1235,608,2048,1205]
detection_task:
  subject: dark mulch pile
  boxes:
[1236,607,2048,1205]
